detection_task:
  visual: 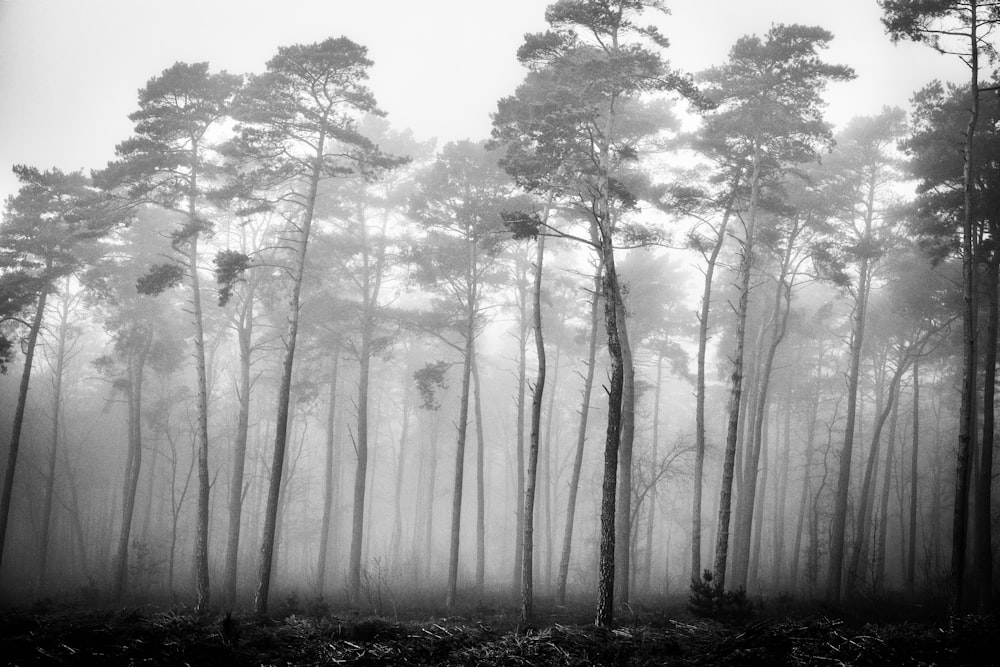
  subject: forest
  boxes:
[1,0,999,664]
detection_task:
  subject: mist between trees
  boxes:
[0,0,997,625]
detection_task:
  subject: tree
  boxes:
[903,76,1000,611]
[0,165,117,572]
[99,61,241,610]
[410,140,515,609]
[698,24,853,593]
[228,37,400,612]
[495,0,699,624]
[881,0,1000,612]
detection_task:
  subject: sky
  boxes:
[0,0,971,204]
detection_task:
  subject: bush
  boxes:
[687,570,754,624]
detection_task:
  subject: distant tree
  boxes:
[816,108,907,601]
[98,61,242,610]
[0,165,118,572]
[410,140,516,610]
[494,0,699,624]
[902,77,1000,611]
[698,24,853,593]
[881,0,1000,613]
[228,38,401,612]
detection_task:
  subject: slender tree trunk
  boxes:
[446,296,476,609]
[472,345,486,593]
[540,344,561,593]
[317,345,340,594]
[714,150,761,591]
[732,268,792,590]
[224,283,255,606]
[907,361,919,593]
[614,291,635,607]
[112,341,149,603]
[953,3,981,615]
[828,229,874,603]
[513,258,529,596]
[693,183,737,583]
[847,350,908,595]
[37,282,72,591]
[646,354,663,592]
[522,233,546,621]
[255,136,324,614]
[875,390,900,592]
[973,248,996,611]
[595,245,625,627]
[0,281,50,570]
[556,251,602,605]
[790,379,821,593]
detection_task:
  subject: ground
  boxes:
[0,595,997,665]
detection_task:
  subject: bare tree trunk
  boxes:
[907,361,919,593]
[847,350,909,596]
[472,345,486,593]
[973,248,996,610]
[614,293,635,607]
[224,281,256,606]
[556,252,602,605]
[0,281,50,570]
[713,150,761,591]
[446,299,475,609]
[646,354,663,592]
[693,183,737,583]
[595,250,625,627]
[317,346,340,594]
[37,281,73,591]
[953,7,981,614]
[521,233,546,621]
[875,391,900,592]
[512,258,529,596]
[790,379,821,594]
[255,138,324,614]
[112,339,149,603]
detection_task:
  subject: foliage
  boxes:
[687,571,755,624]
[135,262,185,296]
[413,360,449,410]
[213,249,251,306]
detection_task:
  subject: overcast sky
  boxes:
[0,0,969,203]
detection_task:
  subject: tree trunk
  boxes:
[953,6,981,614]
[37,281,73,591]
[973,247,996,611]
[556,251,602,605]
[847,349,908,595]
[317,345,340,594]
[224,280,256,606]
[875,390,900,592]
[595,241,625,627]
[613,290,635,607]
[255,135,324,614]
[646,354,663,592]
[713,150,761,591]
[112,339,149,603]
[521,232,547,621]
[827,210,875,604]
[693,182,737,583]
[0,282,50,570]
[472,344,486,593]
[513,258,529,596]
[445,296,475,609]
[907,361,919,593]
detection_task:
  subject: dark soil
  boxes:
[0,602,996,666]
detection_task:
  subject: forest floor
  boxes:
[0,593,997,666]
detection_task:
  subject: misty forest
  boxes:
[2,1,1000,664]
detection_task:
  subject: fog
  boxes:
[0,0,994,622]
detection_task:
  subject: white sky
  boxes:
[0,0,969,203]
